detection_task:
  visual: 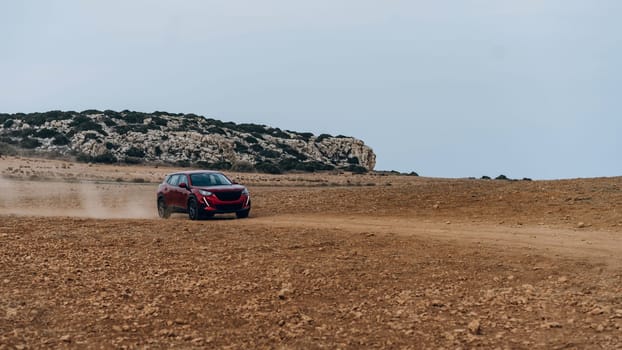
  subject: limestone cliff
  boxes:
[0,110,376,173]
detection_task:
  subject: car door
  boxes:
[165,174,180,208]
[176,174,190,207]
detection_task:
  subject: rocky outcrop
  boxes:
[0,110,376,172]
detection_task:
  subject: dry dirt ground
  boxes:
[1,156,621,349]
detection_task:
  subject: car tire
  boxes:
[157,198,171,219]
[236,209,250,219]
[188,197,202,220]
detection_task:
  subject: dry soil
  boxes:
[1,156,621,349]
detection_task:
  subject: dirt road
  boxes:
[1,157,621,349]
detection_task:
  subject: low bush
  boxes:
[231,160,255,173]
[124,157,143,164]
[70,116,107,135]
[104,110,121,119]
[255,161,282,174]
[83,133,99,143]
[19,137,41,149]
[125,147,145,158]
[244,136,258,144]
[102,118,117,127]
[93,152,117,164]
[341,164,368,174]
[0,142,17,156]
[316,134,332,142]
[347,157,360,165]
[123,111,146,124]
[52,134,70,146]
[151,116,168,126]
[81,109,103,115]
[259,148,280,159]
[234,141,249,153]
[34,128,61,139]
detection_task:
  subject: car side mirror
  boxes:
[231,181,238,184]
[179,183,187,189]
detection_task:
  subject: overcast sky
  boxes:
[1,1,620,179]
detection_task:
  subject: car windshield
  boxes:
[190,173,232,187]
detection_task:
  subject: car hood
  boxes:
[194,184,246,192]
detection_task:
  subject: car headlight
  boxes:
[199,190,213,196]
[242,188,249,195]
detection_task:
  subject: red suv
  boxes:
[156,170,251,220]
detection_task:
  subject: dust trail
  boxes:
[0,176,19,208]
[0,177,157,219]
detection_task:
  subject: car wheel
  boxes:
[157,198,170,219]
[188,197,201,220]
[236,209,250,219]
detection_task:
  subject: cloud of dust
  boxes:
[0,176,157,219]
[76,181,156,219]
[0,175,19,208]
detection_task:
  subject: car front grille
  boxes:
[214,204,243,212]
[214,191,242,201]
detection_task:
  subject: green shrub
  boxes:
[250,144,264,152]
[34,128,61,139]
[104,110,121,119]
[24,111,74,126]
[83,133,99,143]
[495,174,509,180]
[52,134,70,146]
[122,111,146,124]
[481,175,491,180]
[175,160,191,168]
[347,157,360,165]
[124,157,143,164]
[269,128,290,139]
[151,116,168,126]
[0,136,17,145]
[0,142,17,156]
[93,152,117,164]
[257,148,279,158]
[298,132,313,141]
[231,160,255,172]
[125,147,145,158]
[276,143,308,160]
[255,162,282,174]
[70,116,107,135]
[19,137,41,149]
[208,127,227,135]
[10,129,35,137]
[341,164,368,174]
[115,124,149,134]
[102,118,117,127]
[3,119,13,128]
[235,123,267,134]
[244,136,258,144]
[316,134,332,142]
[76,153,92,163]
[234,141,248,153]
[81,109,103,115]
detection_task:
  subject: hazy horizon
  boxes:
[2,1,620,179]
